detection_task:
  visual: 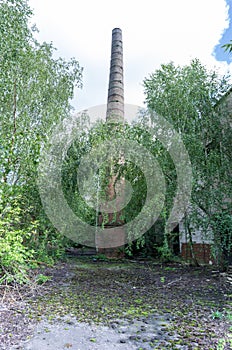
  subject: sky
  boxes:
[28,0,232,112]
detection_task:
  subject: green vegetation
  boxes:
[0,0,82,282]
[144,59,232,266]
[0,0,231,285]
[222,40,232,53]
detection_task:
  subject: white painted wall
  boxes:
[179,220,213,245]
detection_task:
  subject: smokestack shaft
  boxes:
[106,28,124,122]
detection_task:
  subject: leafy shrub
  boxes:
[0,194,36,284]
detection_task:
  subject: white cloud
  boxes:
[29,0,230,111]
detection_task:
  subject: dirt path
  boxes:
[1,257,231,349]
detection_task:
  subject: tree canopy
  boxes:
[0,0,82,282]
[143,59,232,265]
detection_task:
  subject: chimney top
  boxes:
[106,28,124,123]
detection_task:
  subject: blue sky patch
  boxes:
[214,0,232,63]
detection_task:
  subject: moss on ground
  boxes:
[4,257,232,349]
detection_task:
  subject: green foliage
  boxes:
[143,59,232,266]
[0,191,36,283]
[0,0,82,283]
[211,310,224,319]
[222,40,232,53]
[62,118,176,255]
[92,254,108,261]
[36,274,52,285]
[210,211,232,268]
[0,0,82,187]
[89,338,96,343]
[155,239,173,262]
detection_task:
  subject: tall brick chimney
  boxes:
[106,28,124,123]
[105,27,125,219]
[97,28,125,257]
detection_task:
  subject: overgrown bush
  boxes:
[0,192,36,283]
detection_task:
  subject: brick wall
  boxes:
[181,243,213,264]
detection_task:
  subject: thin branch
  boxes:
[4,79,18,183]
